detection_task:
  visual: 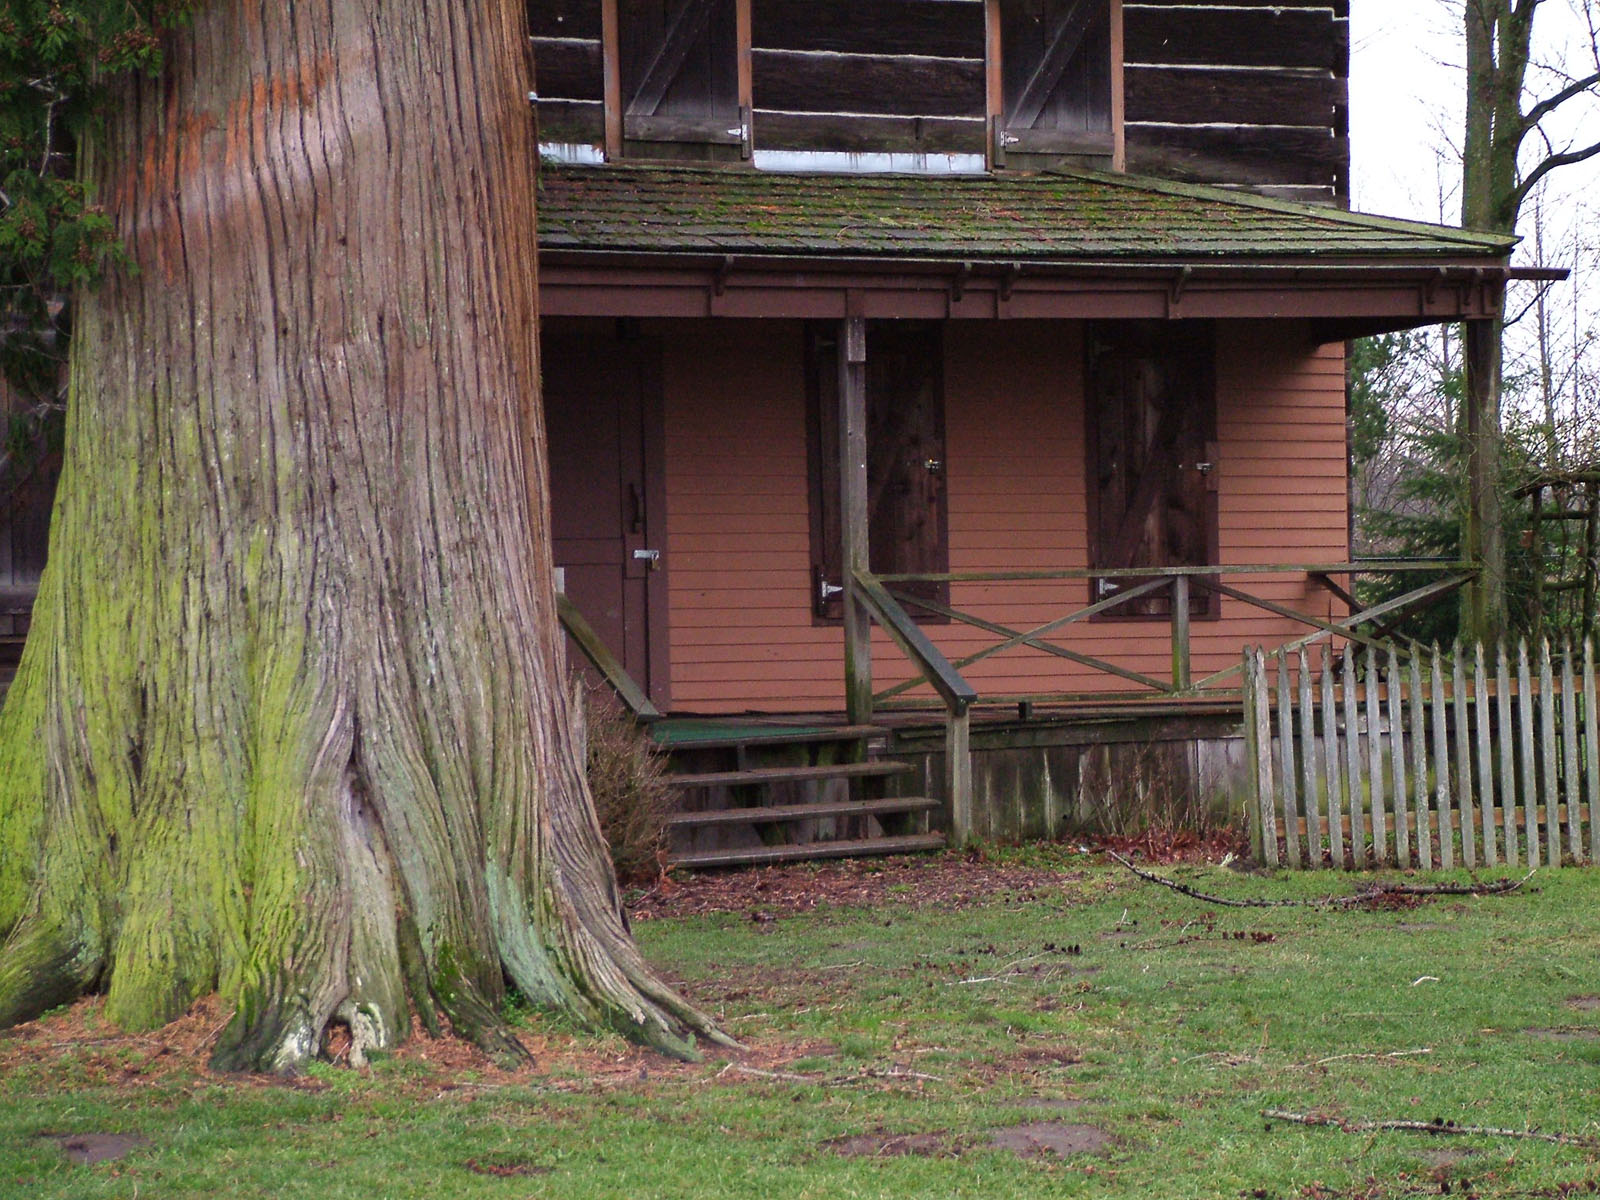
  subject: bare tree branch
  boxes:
[1520,67,1600,130]
[1517,138,1600,206]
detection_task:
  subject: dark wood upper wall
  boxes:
[530,0,1349,202]
[1124,1,1349,203]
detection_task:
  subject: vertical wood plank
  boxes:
[1410,651,1433,870]
[1454,644,1476,868]
[1388,645,1411,868]
[984,0,1003,170]
[1475,641,1497,866]
[838,317,872,725]
[735,0,753,156]
[1298,647,1320,864]
[1586,636,1599,866]
[1109,0,1127,172]
[1171,575,1192,692]
[1431,645,1454,869]
[947,708,972,844]
[1498,641,1518,864]
[1365,650,1387,864]
[1518,640,1539,868]
[1320,651,1345,867]
[1563,643,1583,862]
[1243,647,1263,861]
[1277,652,1302,867]
[1540,639,1560,868]
[601,0,623,159]
[1252,649,1280,866]
[1343,644,1365,866]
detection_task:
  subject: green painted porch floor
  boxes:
[648,719,833,747]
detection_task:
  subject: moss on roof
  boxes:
[537,160,1514,264]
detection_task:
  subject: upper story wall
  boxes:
[531,0,1349,203]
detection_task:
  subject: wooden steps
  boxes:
[669,760,912,788]
[658,721,946,868]
[669,833,947,870]
[653,723,883,753]
[666,795,939,829]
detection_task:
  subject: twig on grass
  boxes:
[1262,1108,1599,1148]
[1107,853,1534,908]
[1312,1047,1432,1065]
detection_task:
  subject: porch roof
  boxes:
[537,160,1514,266]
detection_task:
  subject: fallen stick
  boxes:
[1262,1108,1599,1148]
[1107,852,1533,908]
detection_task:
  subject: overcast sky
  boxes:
[1348,0,1599,239]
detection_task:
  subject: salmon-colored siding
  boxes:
[660,319,1348,713]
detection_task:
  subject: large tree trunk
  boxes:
[0,0,725,1072]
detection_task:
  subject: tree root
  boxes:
[1108,852,1535,908]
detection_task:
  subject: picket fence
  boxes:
[1242,638,1599,869]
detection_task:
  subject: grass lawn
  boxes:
[2,850,1597,1199]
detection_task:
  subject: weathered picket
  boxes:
[1243,638,1599,869]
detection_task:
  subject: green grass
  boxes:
[3,856,1598,1198]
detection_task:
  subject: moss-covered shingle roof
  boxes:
[537,161,1514,264]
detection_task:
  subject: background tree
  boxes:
[0,0,726,1071]
[1458,0,1600,638]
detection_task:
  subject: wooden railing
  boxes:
[851,569,978,838]
[556,592,661,720]
[863,562,1476,707]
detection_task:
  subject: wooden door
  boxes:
[1087,321,1217,617]
[808,322,949,619]
[543,328,667,702]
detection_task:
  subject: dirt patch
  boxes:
[1008,1046,1084,1068]
[1417,1146,1475,1168]
[1567,995,1600,1012]
[1017,1097,1084,1111]
[986,1121,1111,1158]
[463,1156,552,1177]
[823,1130,949,1158]
[629,852,1090,921]
[1525,1026,1600,1041]
[36,1132,151,1165]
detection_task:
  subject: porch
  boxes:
[566,560,1473,861]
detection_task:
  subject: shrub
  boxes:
[577,679,674,882]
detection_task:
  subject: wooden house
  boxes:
[529,1,1553,860]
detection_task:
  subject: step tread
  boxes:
[654,724,887,752]
[667,795,940,828]
[668,760,913,788]
[668,833,947,869]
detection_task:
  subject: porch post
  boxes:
[839,316,873,723]
[1170,574,1192,691]
[1463,314,1505,641]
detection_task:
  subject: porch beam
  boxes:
[839,316,873,724]
[1463,315,1506,641]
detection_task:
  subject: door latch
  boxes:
[633,548,662,570]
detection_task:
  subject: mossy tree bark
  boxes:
[0,0,726,1072]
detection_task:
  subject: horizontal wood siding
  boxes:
[1123,1,1348,201]
[662,318,1349,712]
